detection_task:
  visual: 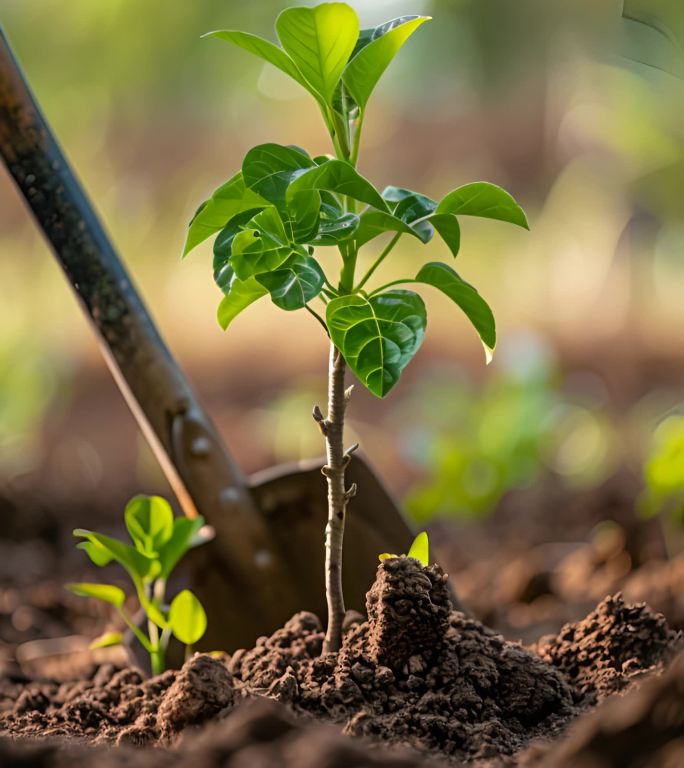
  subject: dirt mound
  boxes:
[534,593,684,702]
[2,654,236,745]
[0,697,442,768]
[2,561,683,765]
[230,557,576,763]
[516,650,684,768]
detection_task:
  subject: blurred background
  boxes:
[1,0,683,653]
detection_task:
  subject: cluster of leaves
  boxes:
[183,3,528,398]
[67,495,209,674]
[378,530,429,566]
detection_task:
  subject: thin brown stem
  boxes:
[319,343,352,654]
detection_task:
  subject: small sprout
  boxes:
[378,531,430,567]
[66,495,209,675]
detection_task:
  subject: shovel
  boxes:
[0,29,420,651]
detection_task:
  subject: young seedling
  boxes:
[183,3,528,652]
[67,495,209,674]
[379,531,429,566]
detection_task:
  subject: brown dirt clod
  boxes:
[534,592,684,702]
[157,653,236,740]
[366,558,451,670]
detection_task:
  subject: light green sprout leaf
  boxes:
[168,589,208,646]
[66,583,126,608]
[124,495,174,557]
[378,531,430,566]
[407,531,429,566]
[89,631,124,650]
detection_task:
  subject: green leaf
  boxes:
[327,290,426,397]
[287,160,387,212]
[256,253,325,310]
[213,209,263,293]
[312,212,359,245]
[157,517,206,580]
[74,529,153,581]
[183,173,268,257]
[230,207,293,280]
[77,541,113,567]
[414,262,496,363]
[124,495,174,558]
[343,16,430,109]
[407,531,429,566]
[217,277,268,330]
[89,631,124,650]
[355,208,418,248]
[436,182,529,229]
[276,3,360,105]
[242,144,315,207]
[385,188,461,257]
[168,589,208,646]
[288,186,321,243]
[66,583,126,609]
[393,191,436,243]
[203,30,315,96]
[429,214,461,259]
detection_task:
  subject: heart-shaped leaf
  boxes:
[242,144,321,242]
[203,30,316,99]
[168,589,207,646]
[66,583,126,609]
[414,261,495,362]
[343,16,430,109]
[217,277,268,330]
[257,253,325,310]
[287,160,387,212]
[124,495,174,558]
[242,144,315,207]
[183,173,268,257]
[276,3,360,105]
[327,290,426,397]
[436,182,529,229]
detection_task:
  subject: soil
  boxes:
[1,555,683,767]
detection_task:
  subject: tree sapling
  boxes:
[183,3,528,653]
[67,495,209,674]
